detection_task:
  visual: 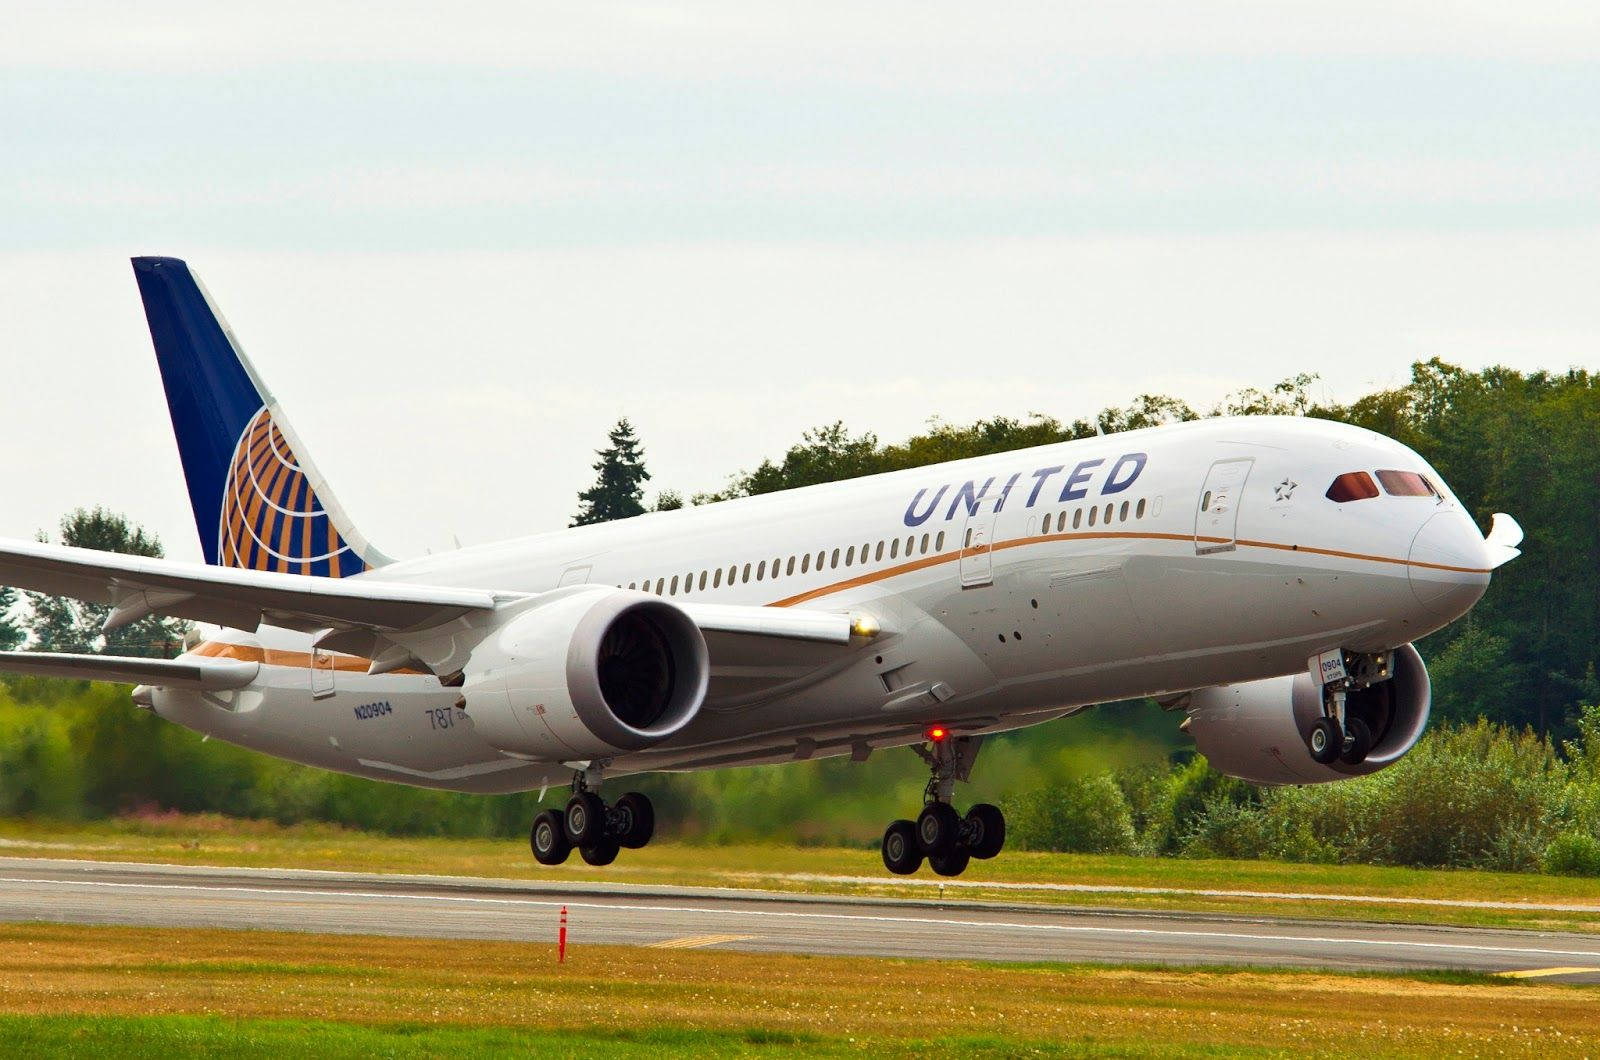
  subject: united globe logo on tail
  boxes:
[219,407,369,578]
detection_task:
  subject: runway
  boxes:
[2,857,1598,982]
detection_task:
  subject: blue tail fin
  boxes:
[132,257,390,578]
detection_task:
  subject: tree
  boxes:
[571,419,651,526]
[0,587,22,651]
[25,507,190,658]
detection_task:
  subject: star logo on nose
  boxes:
[1274,478,1298,502]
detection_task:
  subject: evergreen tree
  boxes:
[571,419,651,526]
[0,587,22,651]
[25,507,190,658]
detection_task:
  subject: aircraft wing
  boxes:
[0,649,259,690]
[0,536,500,636]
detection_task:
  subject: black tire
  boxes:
[530,810,572,866]
[579,840,619,867]
[564,791,606,845]
[916,801,961,855]
[1308,717,1342,765]
[614,792,655,849]
[881,819,923,875]
[1340,716,1374,765]
[965,803,1006,860]
[928,848,970,877]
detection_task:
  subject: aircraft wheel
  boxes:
[531,810,572,866]
[1308,717,1342,765]
[579,840,620,867]
[965,803,1006,860]
[916,802,962,855]
[928,848,971,878]
[1340,717,1373,765]
[882,819,923,875]
[564,791,607,845]
[613,792,655,849]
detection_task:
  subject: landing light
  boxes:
[850,613,881,638]
[926,725,949,743]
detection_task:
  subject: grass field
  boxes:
[0,921,1594,1056]
[1,814,1598,936]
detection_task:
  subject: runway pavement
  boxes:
[1,856,1597,983]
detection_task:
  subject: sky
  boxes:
[2,2,1597,563]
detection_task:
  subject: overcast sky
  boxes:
[3,2,1597,562]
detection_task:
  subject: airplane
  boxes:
[0,257,1524,877]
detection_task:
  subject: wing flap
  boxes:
[0,650,259,690]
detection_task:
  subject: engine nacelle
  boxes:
[1185,643,1431,784]
[462,587,709,761]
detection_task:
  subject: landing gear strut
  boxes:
[530,771,655,867]
[1307,649,1389,766]
[881,731,1005,877]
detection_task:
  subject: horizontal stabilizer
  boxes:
[0,650,258,690]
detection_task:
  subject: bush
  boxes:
[1003,773,1136,854]
[1543,832,1600,877]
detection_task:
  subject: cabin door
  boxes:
[960,495,1000,588]
[1195,458,1252,554]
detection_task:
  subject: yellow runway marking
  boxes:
[1495,966,1600,979]
[648,934,756,950]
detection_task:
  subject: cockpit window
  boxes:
[1326,471,1380,502]
[1375,470,1437,497]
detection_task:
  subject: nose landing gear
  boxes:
[881,732,1006,877]
[530,771,655,867]
[1307,650,1390,766]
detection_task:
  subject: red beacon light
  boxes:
[925,725,949,743]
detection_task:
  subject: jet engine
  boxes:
[461,587,709,761]
[1183,643,1430,784]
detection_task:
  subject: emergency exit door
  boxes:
[1195,458,1252,554]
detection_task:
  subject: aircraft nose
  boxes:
[1407,510,1491,619]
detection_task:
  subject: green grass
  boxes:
[1,813,1598,934]
[0,922,1595,1057]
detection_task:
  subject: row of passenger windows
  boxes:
[1026,496,1151,539]
[626,530,949,597]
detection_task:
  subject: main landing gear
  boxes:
[881,729,1005,877]
[531,773,654,867]
[1307,649,1392,767]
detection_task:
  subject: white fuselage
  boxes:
[151,416,1491,793]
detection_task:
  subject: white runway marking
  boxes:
[5,875,1600,964]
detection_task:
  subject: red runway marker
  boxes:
[559,905,568,963]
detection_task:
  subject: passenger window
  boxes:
[875,541,885,561]
[1057,511,1067,532]
[831,548,840,569]
[1120,501,1129,522]
[627,581,636,590]
[1201,490,1212,511]
[713,568,722,588]
[1326,472,1380,502]
[1136,498,1146,519]
[670,575,679,595]
[1040,513,1051,535]
[1103,503,1113,524]
[845,546,855,566]
[757,560,767,580]
[699,571,708,590]
[1072,509,1082,530]
[801,553,810,574]
[655,578,665,595]
[1088,506,1097,527]
[890,538,899,559]
[1376,470,1437,497]
[742,563,752,583]
[936,531,945,551]
[787,556,796,575]
[965,528,973,547]
[905,535,915,555]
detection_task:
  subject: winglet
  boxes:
[1485,512,1524,569]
